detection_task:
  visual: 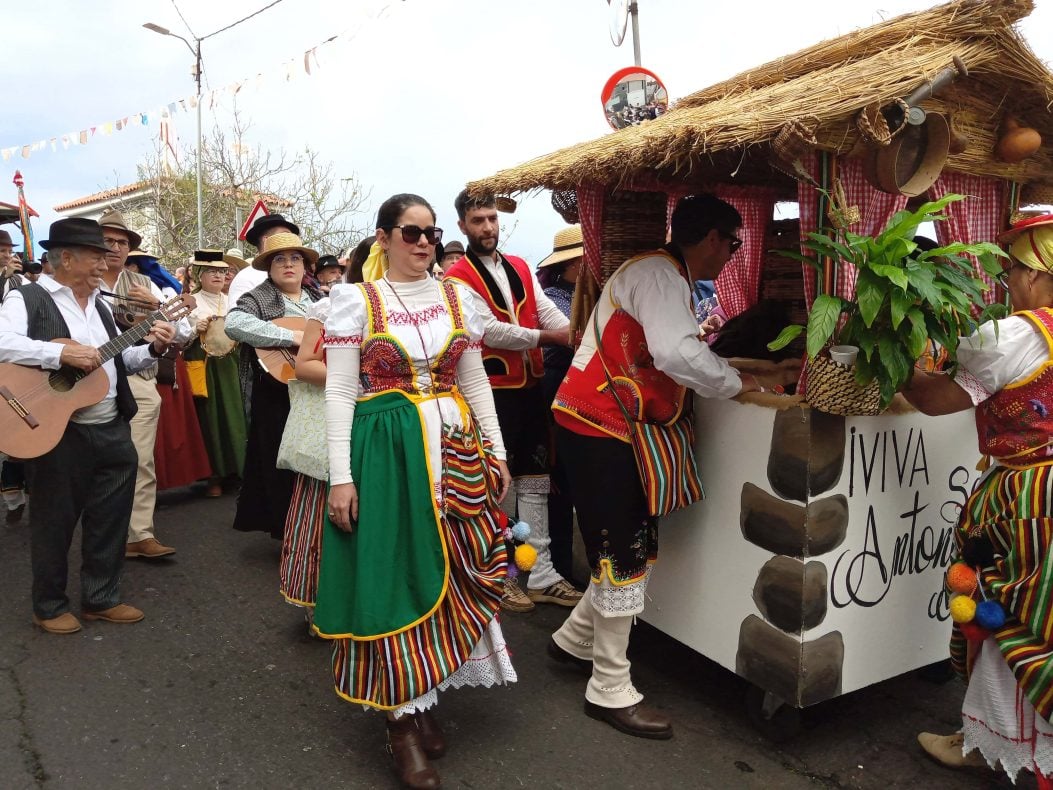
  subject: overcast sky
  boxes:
[2,0,1051,264]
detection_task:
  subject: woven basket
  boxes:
[772,117,819,162]
[552,190,579,223]
[806,353,882,416]
[600,190,668,283]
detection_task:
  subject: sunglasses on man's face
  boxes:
[390,225,443,245]
[721,231,743,254]
[996,261,1022,289]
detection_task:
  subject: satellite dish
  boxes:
[609,0,629,46]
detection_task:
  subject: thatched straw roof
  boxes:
[470,0,1053,203]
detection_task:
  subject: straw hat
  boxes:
[223,247,248,270]
[998,213,1053,244]
[193,249,229,269]
[537,225,584,268]
[97,208,143,250]
[252,232,318,270]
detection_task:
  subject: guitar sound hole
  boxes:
[48,368,84,392]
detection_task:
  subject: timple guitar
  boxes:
[0,293,195,459]
[254,316,307,384]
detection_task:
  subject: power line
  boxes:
[169,0,197,39]
[203,0,285,41]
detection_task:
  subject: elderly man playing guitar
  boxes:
[0,218,179,635]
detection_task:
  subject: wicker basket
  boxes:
[600,190,668,283]
[552,190,579,223]
[806,353,882,416]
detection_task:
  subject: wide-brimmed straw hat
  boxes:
[999,214,1053,273]
[538,225,584,268]
[245,213,300,250]
[97,208,143,250]
[223,247,248,270]
[252,232,319,270]
[998,213,1053,244]
[193,249,229,269]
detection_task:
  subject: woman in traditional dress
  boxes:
[318,194,515,789]
[226,233,323,540]
[277,290,331,617]
[909,216,1053,787]
[184,250,248,497]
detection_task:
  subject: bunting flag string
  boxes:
[0,3,396,163]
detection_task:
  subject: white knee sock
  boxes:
[518,490,563,590]
[586,612,642,709]
[553,585,595,660]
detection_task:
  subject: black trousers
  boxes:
[555,424,657,583]
[1,459,26,493]
[492,385,551,479]
[25,417,137,618]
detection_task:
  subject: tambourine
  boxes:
[201,316,236,358]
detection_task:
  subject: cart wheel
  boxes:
[744,685,803,742]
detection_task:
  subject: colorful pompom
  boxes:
[515,543,537,571]
[959,621,989,643]
[974,600,1006,630]
[512,521,531,542]
[949,594,977,624]
[506,563,519,580]
[503,527,514,541]
[946,562,978,595]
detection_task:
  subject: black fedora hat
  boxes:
[316,254,343,271]
[246,213,301,250]
[40,218,109,253]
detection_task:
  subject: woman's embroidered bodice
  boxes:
[356,279,473,396]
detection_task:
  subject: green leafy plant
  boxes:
[768,193,1008,408]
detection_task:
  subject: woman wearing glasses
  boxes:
[316,194,514,789]
[908,215,1053,787]
[225,233,323,540]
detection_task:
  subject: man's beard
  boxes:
[467,235,498,256]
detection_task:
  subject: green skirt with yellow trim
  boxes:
[313,390,508,709]
[951,464,1053,721]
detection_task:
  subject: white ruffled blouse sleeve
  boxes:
[307,296,331,325]
[455,283,487,346]
[955,315,1050,402]
[323,284,365,348]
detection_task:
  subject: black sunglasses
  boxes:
[996,259,1023,289]
[721,231,743,254]
[388,225,443,245]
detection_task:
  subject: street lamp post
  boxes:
[143,22,204,248]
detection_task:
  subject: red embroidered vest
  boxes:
[553,251,690,442]
[975,307,1053,468]
[443,252,543,389]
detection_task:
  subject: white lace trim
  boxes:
[377,620,518,719]
[591,565,653,618]
[961,637,1053,782]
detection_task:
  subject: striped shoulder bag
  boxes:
[593,310,704,517]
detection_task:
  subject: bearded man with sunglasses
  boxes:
[444,190,580,614]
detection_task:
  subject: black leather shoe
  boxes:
[584,700,673,740]
[547,638,592,674]
[6,503,25,524]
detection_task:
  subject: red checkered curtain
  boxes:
[798,154,909,309]
[928,172,1007,312]
[577,182,605,283]
[664,187,778,318]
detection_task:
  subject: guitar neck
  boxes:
[97,309,164,365]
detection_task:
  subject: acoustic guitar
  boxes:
[0,293,195,459]
[254,316,307,384]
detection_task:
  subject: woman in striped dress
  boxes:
[318,194,515,790]
[277,296,330,616]
[907,216,1053,787]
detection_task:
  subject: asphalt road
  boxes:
[0,486,1034,789]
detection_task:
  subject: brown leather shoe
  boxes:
[386,717,440,789]
[32,612,82,634]
[414,709,446,759]
[126,538,176,559]
[547,638,593,674]
[82,604,145,624]
[584,700,673,740]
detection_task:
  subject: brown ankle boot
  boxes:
[414,709,447,759]
[386,716,441,789]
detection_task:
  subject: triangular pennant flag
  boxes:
[29,142,41,152]
[179,99,187,112]
[50,137,57,151]
[1,149,10,162]
[102,122,114,135]
[167,102,178,115]
[79,130,88,144]
[140,113,149,125]
[90,127,96,136]
[189,96,198,109]
[62,134,71,149]
[21,145,31,159]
